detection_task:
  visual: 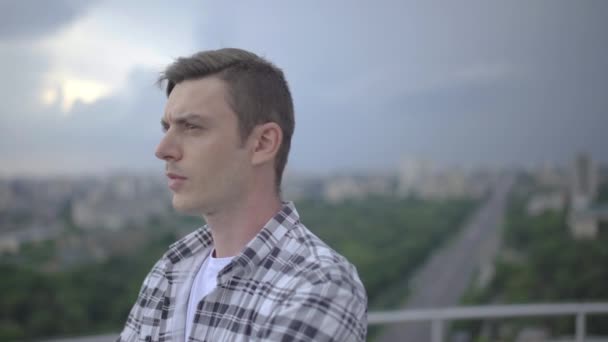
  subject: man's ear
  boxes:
[251,122,282,166]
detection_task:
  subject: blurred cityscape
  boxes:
[1,157,498,259]
[3,153,606,256]
[2,152,608,341]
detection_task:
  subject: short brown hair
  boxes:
[158,48,295,192]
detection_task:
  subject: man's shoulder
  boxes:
[271,222,365,291]
[282,222,350,267]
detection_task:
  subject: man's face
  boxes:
[156,76,253,215]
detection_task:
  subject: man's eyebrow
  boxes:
[161,113,209,126]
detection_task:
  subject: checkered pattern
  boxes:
[117,202,367,341]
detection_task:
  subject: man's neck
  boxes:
[204,191,282,258]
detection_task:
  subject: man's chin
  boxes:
[171,196,202,215]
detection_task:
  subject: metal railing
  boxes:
[368,302,608,342]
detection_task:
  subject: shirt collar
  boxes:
[224,201,300,279]
[163,201,301,276]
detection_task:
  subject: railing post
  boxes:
[431,319,444,342]
[575,312,586,342]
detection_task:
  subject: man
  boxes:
[117,48,367,341]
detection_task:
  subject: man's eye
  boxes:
[185,123,199,130]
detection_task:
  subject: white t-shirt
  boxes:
[185,250,233,342]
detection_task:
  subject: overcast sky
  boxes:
[1,0,607,177]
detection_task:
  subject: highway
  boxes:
[375,174,515,342]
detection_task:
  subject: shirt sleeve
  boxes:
[255,271,368,341]
[116,259,167,342]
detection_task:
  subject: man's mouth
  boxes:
[166,172,187,191]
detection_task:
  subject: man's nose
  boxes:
[155,132,182,161]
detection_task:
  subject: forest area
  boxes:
[459,176,608,340]
[0,196,476,340]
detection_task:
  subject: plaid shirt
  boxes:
[117,202,367,341]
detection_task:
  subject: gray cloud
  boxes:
[0,0,98,40]
[0,66,165,176]
[0,0,100,158]
[1,1,608,176]
[0,44,50,119]
[193,0,608,171]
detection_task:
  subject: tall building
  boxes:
[397,158,433,197]
[570,153,598,210]
[535,161,566,189]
